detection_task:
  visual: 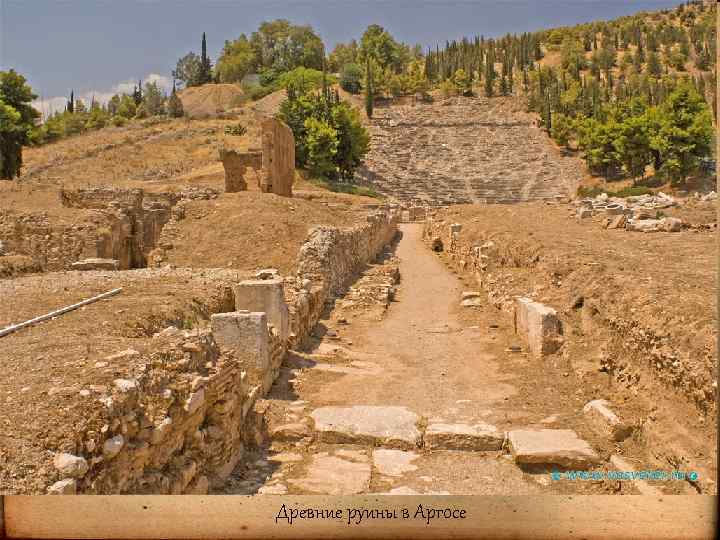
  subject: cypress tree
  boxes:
[67,90,74,113]
[199,32,213,84]
[365,58,374,118]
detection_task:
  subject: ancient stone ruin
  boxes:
[217,148,262,193]
[260,117,294,197]
[218,117,295,197]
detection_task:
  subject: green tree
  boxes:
[0,70,40,179]
[550,113,574,147]
[215,35,256,83]
[250,20,324,72]
[340,63,363,94]
[453,68,472,96]
[198,32,213,84]
[304,116,338,179]
[166,81,184,117]
[143,81,165,116]
[613,113,652,180]
[173,52,202,87]
[650,82,713,184]
[328,40,359,72]
[646,50,662,77]
[365,59,374,118]
[359,24,403,72]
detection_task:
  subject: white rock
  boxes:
[507,429,600,469]
[113,379,138,392]
[103,435,125,459]
[47,478,77,495]
[53,453,89,478]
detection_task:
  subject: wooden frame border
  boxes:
[0,495,716,539]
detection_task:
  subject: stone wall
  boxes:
[0,188,181,274]
[44,207,399,495]
[290,209,400,347]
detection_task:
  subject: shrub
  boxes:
[111,115,127,127]
[304,117,338,179]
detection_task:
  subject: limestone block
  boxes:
[233,279,290,341]
[218,148,263,193]
[507,428,600,469]
[626,219,662,232]
[577,208,592,219]
[211,311,270,386]
[583,399,634,442]
[514,297,562,357]
[607,214,626,230]
[424,422,504,451]
[260,117,295,197]
[71,258,119,271]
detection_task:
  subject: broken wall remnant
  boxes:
[0,187,178,274]
[218,147,263,193]
[260,117,295,197]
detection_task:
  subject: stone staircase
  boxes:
[356,97,584,206]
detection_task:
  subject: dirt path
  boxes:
[220,225,648,496]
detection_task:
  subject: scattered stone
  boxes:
[461,291,480,300]
[424,422,504,451]
[607,214,626,230]
[113,379,138,393]
[660,217,683,232]
[507,429,600,469]
[577,208,592,219]
[53,453,89,478]
[255,268,279,280]
[335,448,369,462]
[47,478,77,495]
[310,405,422,449]
[287,455,371,495]
[461,297,482,307]
[610,455,662,496]
[372,449,419,477]
[103,435,125,459]
[583,399,634,442]
[105,349,140,362]
[258,483,288,495]
[271,423,311,442]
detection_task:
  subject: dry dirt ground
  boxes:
[357,96,583,205]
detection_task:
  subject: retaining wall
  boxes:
[44,208,399,494]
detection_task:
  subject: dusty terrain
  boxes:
[357,96,582,205]
[0,91,716,501]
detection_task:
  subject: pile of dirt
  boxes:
[178,83,245,118]
[157,189,376,274]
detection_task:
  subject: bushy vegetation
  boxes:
[278,79,369,181]
[0,70,40,178]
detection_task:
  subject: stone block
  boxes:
[424,422,504,451]
[583,399,634,442]
[232,279,289,341]
[577,208,592,219]
[211,312,270,386]
[660,217,683,232]
[626,219,661,232]
[607,214,626,230]
[514,297,562,357]
[53,453,89,478]
[47,478,77,495]
[260,117,295,197]
[507,428,600,469]
[71,258,119,271]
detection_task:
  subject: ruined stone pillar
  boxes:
[260,118,295,197]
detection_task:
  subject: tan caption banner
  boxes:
[1,495,717,539]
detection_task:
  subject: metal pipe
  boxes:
[0,287,123,339]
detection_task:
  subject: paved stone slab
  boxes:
[372,449,419,477]
[287,455,370,494]
[310,406,422,449]
[507,429,600,470]
[424,422,504,451]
